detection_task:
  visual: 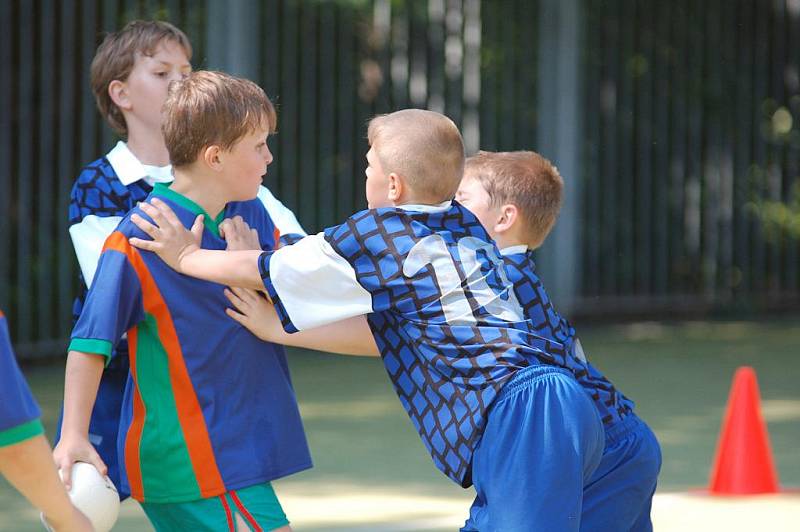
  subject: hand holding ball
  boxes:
[43,462,120,532]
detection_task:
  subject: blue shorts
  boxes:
[461,365,661,531]
[462,365,605,532]
[581,414,662,532]
[56,351,129,498]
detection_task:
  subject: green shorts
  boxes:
[141,482,289,531]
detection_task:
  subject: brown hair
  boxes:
[163,71,277,167]
[367,109,465,202]
[464,151,564,243]
[91,20,192,136]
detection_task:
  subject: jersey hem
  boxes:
[129,461,314,504]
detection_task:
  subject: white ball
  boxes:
[60,462,120,532]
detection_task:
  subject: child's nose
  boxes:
[264,146,274,165]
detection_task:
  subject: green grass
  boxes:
[1,319,798,530]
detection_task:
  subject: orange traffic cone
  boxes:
[708,366,780,495]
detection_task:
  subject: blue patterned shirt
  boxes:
[69,151,155,362]
[258,201,571,486]
[502,249,635,427]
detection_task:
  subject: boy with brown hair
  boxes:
[55,71,310,531]
[457,150,662,531]
[129,109,618,530]
[64,19,304,497]
[63,20,193,498]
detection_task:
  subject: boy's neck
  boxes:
[169,167,230,220]
[391,189,449,209]
[125,124,170,167]
[494,234,527,251]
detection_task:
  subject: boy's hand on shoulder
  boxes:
[220,216,261,251]
[224,286,277,341]
[130,198,203,272]
[52,434,107,491]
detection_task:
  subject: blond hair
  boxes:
[464,151,564,243]
[162,71,277,167]
[91,20,192,136]
[367,109,465,202]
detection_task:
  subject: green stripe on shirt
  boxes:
[0,419,44,447]
[135,313,201,502]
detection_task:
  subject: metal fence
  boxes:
[0,0,208,356]
[581,0,800,312]
[2,0,799,357]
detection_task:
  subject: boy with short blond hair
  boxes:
[130,109,614,530]
[56,71,310,531]
[366,110,465,201]
[458,150,662,531]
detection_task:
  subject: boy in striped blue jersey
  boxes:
[56,71,310,532]
[63,21,194,497]
[64,20,304,497]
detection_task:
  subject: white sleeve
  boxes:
[69,215,123,288]
[257,185,306,237]
[264,233,373,331]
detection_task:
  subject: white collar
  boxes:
[106,141,173,187]
[396,200,452,213]
[499,245,529,256]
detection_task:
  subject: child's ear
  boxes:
[108,80,132,111]
[202,145,223,170]
[387,172,404,202]
[494,204,518,234]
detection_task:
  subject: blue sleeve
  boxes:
[69,165,107,225]
[70,247,145,364]
[0,315,43,446]
[70,162,123,326]
[70,167,102,324]
[278,233,305,247]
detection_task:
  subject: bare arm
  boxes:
[52,351,108,489]
[0,435,92,531]
[225,287,380,356]
[129,199,264,290]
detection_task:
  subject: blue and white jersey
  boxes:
[69,142,160,332]
[259,201,569,487]
[501,249,635,427]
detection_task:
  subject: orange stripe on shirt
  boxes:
[104,231,226,498]
[273,227,281,249]
[124,327,145,499]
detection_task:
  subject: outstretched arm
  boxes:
[132,199,377,334]
[225,287,380,356]
[129,199,264,290]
